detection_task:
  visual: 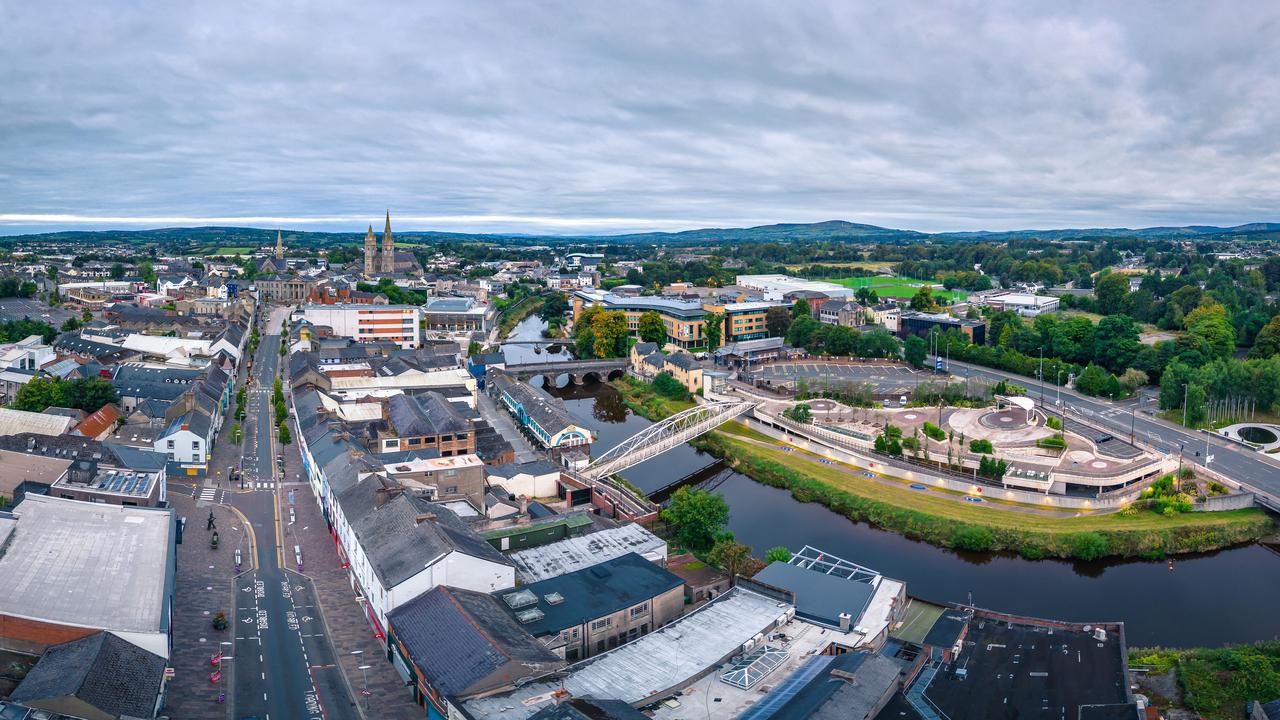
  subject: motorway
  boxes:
[230,308,359,720]
[942,358,1280,508]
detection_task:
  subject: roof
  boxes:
[632,342,659,356]
[1077,705,1143,720]
[0,407,77,437]
[752,548,880,629]
[73,403,122,439]
[485,459,559,480]
[338,484,511,589]
[922,610,970,649]
[387,391,470,438]
[715,336,785,356]
[490,371,583,440]
[665,352,700,371]
[462,586,793,719]
[509,524,667,583]
[527,698,649,720]
[0,495,172,635]
[0,450,72,496]
[388,586,564,698]
[9,631,166,719]
[495,552,683,637]
[738,651,905,720]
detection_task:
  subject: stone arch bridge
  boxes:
[504,358,628,386]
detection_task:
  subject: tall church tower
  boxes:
[275,230,284,259]
[363,224,377,276]
[381,210,395,274]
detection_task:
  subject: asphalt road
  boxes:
[943,358,1280,508]
[230,309,359,720]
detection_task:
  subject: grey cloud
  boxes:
[0,0,1278,235]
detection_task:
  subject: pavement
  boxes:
[944,358,1280,509]
[217,306,363,720]
[477,387,542,462]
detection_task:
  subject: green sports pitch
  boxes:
[833,275,967,301]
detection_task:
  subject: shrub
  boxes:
[969,438,994,454]
[950,525,994,552]
[652,372,690,400]
[765,546,792,563]
[1070,532,1109,561]
[1036,434,1067,449]
[921,422,946,442]
[783,403,812,423]
[1045,415,1063,430]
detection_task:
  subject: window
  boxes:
[192,441,200,451]
[166,440,175,449]
[444,485,457,494]
[590,618,611,632]
[630,603,648,619]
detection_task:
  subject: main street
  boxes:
[942,358,1280,508]
[229,307,360,720]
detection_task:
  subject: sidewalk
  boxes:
[278,420,422,719]
[165,490,246,720]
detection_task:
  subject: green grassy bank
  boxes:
[1130,643,1280,719]
[612,380,1274,560]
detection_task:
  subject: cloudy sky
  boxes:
[1,1,1278,235]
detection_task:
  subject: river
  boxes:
[531,378,1280,648]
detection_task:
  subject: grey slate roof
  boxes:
[527,698,649,720]
[388,586,563,698]
[387,392,470,438]
[338,483,511,589]
[494,552,683,638]
[752,561,875,629]
[665,351,700,371]
[739,651,904,720]
[485,459,559,480]
[9,631,166,719]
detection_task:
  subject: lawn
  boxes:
[783,260,896,272]
[212,246,254,255]
[832,275,967,302]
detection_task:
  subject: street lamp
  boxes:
[217,641,233,704]
[358,665,373,710]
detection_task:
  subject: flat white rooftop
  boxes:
[0,495,171,635]
[463,586,793,720]
[509,524,667,583]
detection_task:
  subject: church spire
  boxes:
[381,210,394,274]
[275,230,284,259]
[364,223,377,276]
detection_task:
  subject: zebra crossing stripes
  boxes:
[199,488,217,502]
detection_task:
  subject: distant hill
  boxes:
[2,220,1278,249]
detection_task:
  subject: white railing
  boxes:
[580,400,757,480]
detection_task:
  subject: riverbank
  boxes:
[612,378,1275,560]
[1130,642,1280,719]
[497,295,546,339]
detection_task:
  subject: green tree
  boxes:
[60,317,81,332]
[1184,383,1207,426]
[139,261,157,284]
[660,487,729,552]
[60,377,119,412]
[790,298,810,319]
[782,403,812,423]
[13,377,63,412]
[909,286,936,311]
[637,311,666,345]
[903,334,928,369]
[854,287,879,305]
[538,292,570,323]
[1094,272,1130,315]
[764,546,792,563]
[1184,302,1236,361]
[703,311,723,349]
[278,421,292,444]
[1093,314,1140,374]
[109,262,125,280]
[707,535,752,580]
[785,316,821,348]
[591,310,630,358]
[1250,315,1280,359]
[765,306,791,338]
[651,372,689,400]
[230,423,243,444]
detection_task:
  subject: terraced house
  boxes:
[487,370,594,454]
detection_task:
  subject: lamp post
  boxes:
[358,665,372,710]
[217,641,233,704]
[1038,347,1044,408]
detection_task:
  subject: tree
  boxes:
[765,306,792,338]
[791,298,810,319]
[109,262,125,280]
[538,292,570,323]
[782,403,812,423]
[1093,314,1140,374]
[660,487,729,552]
[1184,383,1207,427]
[652,371,689,400]
[909,286,936,311]
[13,377,62,412]
[635,311,666,345]
[854,287,879,305]
[60,317,81,332]
[856,328,899,359]
[764,546,792,563]
[278,420,292,444]
[1094,272,1130,316]
[139,261,157,284]
[904,334,928,369]
[785,316,821,348]
[230,423,243,444]
[703,311,723,349]
[708,536,753,580]
[60,377,119,412]
[1184,302,1236,361]
[1250,315,1280,359]
[1075,363,1122,398]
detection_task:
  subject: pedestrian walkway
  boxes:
[165,491,248,720]
[277,428,422,719]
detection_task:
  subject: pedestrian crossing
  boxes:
[253,482,276,490]
[199,487,217,502]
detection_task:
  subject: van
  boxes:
[899,395,908,406]
[883,399,893,408]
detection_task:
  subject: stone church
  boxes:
[364,211,422,276]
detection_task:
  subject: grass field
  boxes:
[833,275,967,301]
[212,247,254,255]
[783,260,896,272]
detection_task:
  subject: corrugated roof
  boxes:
[0,407,76,438]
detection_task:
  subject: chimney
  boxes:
[414,512,437,525]
[180,423,190,431]
[838,612,852,633]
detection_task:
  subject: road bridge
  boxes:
[505,357,628,384]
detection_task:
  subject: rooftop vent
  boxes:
[502,589,538,610]
[515,607,545,624]
[544,592,565,605]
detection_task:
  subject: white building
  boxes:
[981,292,1059,316]
[734,274,856,302]
[298,303,421,349]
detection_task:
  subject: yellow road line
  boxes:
[227,504,257,572]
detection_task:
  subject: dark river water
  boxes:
[526,373,1280,648]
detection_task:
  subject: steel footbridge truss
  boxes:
[580,399,758,482]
